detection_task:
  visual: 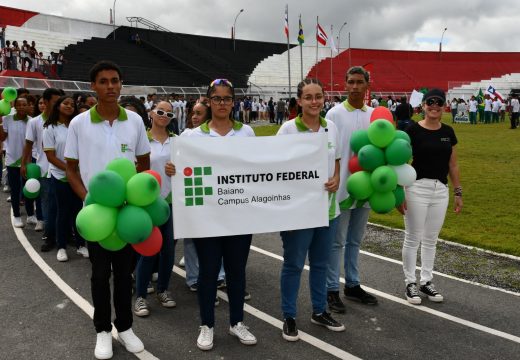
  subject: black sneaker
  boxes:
[282,318,299,341]
[405,283,422,305]
[327,291,346,314]
[244,290,251,301]
[188,283,198,292]
[419,282,444,302]
[311,312,345,332]
[40,237,55,252]
[344,285,378,305]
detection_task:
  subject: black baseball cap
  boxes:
[423,88,446,103]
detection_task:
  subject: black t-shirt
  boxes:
[406,122,458,184]
[395,103,413,120]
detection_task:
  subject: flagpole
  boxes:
[299,14,303,82]
[315,16,319,78]
[286,5,292,99]
[330,24,333,92]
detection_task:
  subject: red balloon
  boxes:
[132,227,163,256]
[348,156,363,174]
[144,170,162,187]
[370,106,394,124]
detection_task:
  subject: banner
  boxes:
[171,134,329,238]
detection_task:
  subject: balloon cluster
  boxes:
[0,87,17,116]
[346,107,416,214]
[76,158,170,256]
[23,163,42,199]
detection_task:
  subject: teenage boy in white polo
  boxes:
[65,61,150,360]
[325,66,378,314]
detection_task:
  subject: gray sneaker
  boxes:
[134,297,150,317]
[156,291,176,308]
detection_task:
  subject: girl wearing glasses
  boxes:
[134,101,177,316]
[399,88,462,305]
[179,79,257,351]
[276,79,345,341]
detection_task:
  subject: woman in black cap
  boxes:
[398,88,463,305]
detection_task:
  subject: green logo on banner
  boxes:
[183,166,213,206]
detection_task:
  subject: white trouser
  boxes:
[402,178,449,285]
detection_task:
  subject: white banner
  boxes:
[171,134,329,238]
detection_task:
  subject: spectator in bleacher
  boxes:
[468,95,478,125]
[29,41,37,72]
[57,50,65,78]
[0,27,5,49]
[510,94,519,129]
[2,40,12,70]
[11,41,19,70]
[484,94,492,123]
[396,96,414,131]
[21,40,32,72]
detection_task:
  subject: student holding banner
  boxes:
[276,79,345,342]
[180,79,257,351]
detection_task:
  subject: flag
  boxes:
[298,16,304,44]
[486,85,504,101]
[316,23,327,46]
[330,34,338,54]
[284,6,289,38]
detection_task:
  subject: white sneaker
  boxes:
[35,220,44,231]
[76,246,89,258]
[229,322,257,345]
[151,272,158,282]
[94,331,113,359]
[26,215,37,225]
[117,328,144,353]
[57,248,68,262]
[13,217,24,228]
[179,256,185,267]
[197,325,214,350]
[2,184,9,193]
[6,196,11,202]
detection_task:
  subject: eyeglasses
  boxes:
[425,98,445,107]
[210,96,234,105]
[210,79,233,88]
[153,109,175,118]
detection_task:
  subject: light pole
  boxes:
[337,21,347,52]
[112,0,117,40]
[233,9,244,52]
[439,27,447,52]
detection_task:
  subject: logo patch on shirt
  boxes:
[121,144,129,152]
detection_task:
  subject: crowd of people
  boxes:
[0,61,463,359]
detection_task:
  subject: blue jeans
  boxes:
[136,206,175,297]
[327,207,370,290]
[7,166,35,218]
[194,234,252,327]
[40,177,57,238]
[280,218,338,319]
[53,176,85,249]
[184,238,225,287]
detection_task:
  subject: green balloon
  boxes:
[394,130,411,144]
[143,197,171,226]
[26,163,41,179]
[105,158,137,184]
[0,99,10,116]
[116,205,153,244]
[84,192,95,206]
[99,231,127,251]
[23,187,39,199]
[346,171,374,200]
[358,144,386,171]
[370,166,398,192]
[340,196,355,209]
[76,204,118,242]
[369,191,396,214]
[2,87,17,102]
[88,170,126,207]
[356,200,367,208]
[367,119,396,148]
[394,185,405,207]
[350,129,371,154]
[126,172,160,207]
[385,138,412,166]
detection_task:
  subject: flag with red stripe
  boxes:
[284,6,289,38]
[316,23,327,46]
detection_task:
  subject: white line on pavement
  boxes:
[171,266,361,360]
[11,213,159,360]
[250,245,520,345]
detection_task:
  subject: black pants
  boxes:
[7,166,35,217]
[88,242,134,333]
[511,112,518,129]
[194,234,252,327]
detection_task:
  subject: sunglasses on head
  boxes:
[425,98,445,107]
[210,78,233,88]
[153,109,175,118]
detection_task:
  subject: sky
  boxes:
[3,0,520,52]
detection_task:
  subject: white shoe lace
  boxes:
[233,322,253,340]
[408,284,420,297]
[199,326,212,343]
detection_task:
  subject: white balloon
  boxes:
[390,164,417,186]
[25,178,41,193]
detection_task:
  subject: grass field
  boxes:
[253,114,520,256]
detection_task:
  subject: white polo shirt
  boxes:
[277,116,341,220]
[25,114,50,177]
[186,120,255,138]
[512,98,520,113]
[2,114,29,167]
[468,99,478,112]
[64,106,151,187]
[492,100,500,113]
[484,98,492,111]
[326,100,374,210]
[43,123,68,181]
[149,130,175,203]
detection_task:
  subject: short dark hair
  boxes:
[89,60,123,82]
[42,88,62,101]
[346,66,370,83]
[17,88,29,97]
